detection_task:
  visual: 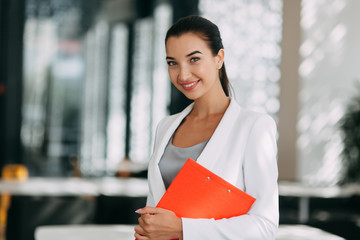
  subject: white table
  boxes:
[0,177,148,240]
[278,181,360,223]
[0,177,148,197]
[34,224,345,240]
[277,224,345,240]
[35,225,136,240]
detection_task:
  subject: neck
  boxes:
[191,90,230,119]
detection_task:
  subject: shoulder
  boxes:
[229,99,276,126]
[226,99,277,139]
[241,109,276,126]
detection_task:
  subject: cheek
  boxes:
[197,63,216,80]
[197,65,209,76]
[168,69,178,84]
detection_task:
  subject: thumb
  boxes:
[135,206,160,215]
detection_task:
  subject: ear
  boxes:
[216,49,225,69]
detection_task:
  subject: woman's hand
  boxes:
[134,206,183,240]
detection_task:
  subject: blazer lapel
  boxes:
[197,98,241,171]
[150,99,241,205]
[151,103,194,204]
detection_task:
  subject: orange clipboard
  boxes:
[157,158,255,219]
[136,158,255,240]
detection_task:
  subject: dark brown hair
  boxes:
[165,15,230,96]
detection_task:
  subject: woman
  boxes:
[134,15,279,240]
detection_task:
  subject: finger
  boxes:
[134,232,149,240]
[134,225,144,234]
[156,207,176,215]
[134,225,147,237]
[139,215,151,227]
[138,216,144,225]
[143,206,175,215]
[136,206,159,215]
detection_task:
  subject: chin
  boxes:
[183,93,202,101]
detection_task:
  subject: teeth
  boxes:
[183,81,197,87]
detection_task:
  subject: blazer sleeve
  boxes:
[181,115,279,240]
[146,188,155,207]
[146,117,166,207]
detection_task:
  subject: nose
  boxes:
[178,65,192,82]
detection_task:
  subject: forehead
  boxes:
[166,33,211,56]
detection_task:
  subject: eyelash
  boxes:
[167,61,176,66]
[190,57,200,63]
[167,57,200,66]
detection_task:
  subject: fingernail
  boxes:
[135,208,142,214]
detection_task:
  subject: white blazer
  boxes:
[146,98,279,240]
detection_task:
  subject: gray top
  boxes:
[158,137,209,189]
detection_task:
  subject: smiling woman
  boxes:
[134,16,279,240]
[165,33,224,101]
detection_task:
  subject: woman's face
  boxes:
[165,33,224,100]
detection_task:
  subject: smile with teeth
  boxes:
[181,80,200,90]
[183,82,197,87]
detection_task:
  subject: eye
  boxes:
[167,61,177,66]
[190,57,200,63]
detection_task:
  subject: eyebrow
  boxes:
[166,50,203,60]
[186,50,202,57]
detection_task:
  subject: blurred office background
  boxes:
[0,0,360,239]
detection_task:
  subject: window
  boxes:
[22,0,172,176]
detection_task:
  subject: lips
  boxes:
[181,80,200,91]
